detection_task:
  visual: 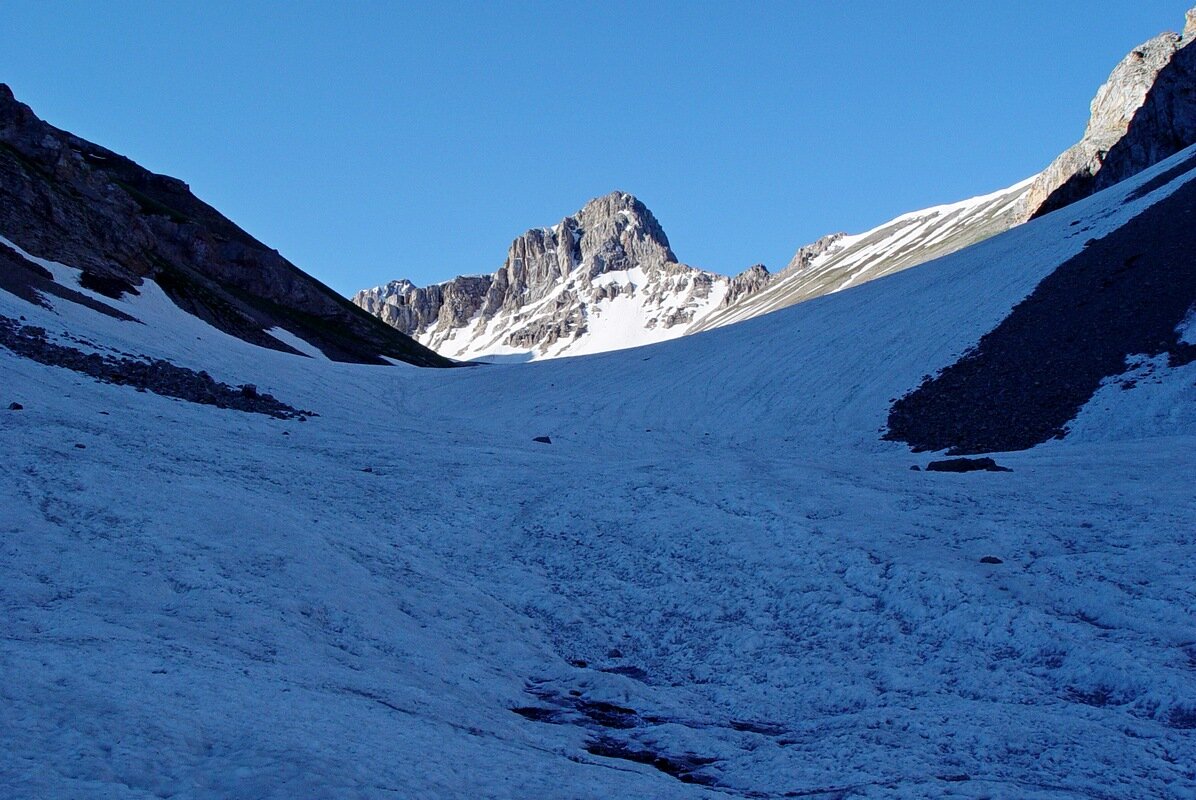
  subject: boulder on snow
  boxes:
[980,556,1004,564]
[7,402,22,410]
[533,436,552,444]
[925,457,1012,473]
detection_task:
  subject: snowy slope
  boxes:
[2,150,1196,797]
[417,263,730,362]
[695,177,1032,332]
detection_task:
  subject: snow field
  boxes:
[1,147,1196,797]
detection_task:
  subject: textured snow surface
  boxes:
[2,151,1196,798]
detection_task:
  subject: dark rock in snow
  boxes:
[886,172,1196,454]
[511,706,563,723]
[533,436,552,444]
[0,314,314,419]
[586,738,718,785]
[980,556,1004,565]
[576,700,638,730]
[74,443,85,449]
[938,773,971,783]
[925,457,1012,473]
[599,664,650,682]
[7,402,21,410]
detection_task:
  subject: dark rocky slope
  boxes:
[887,153,1196,454]
[0,84,451,367]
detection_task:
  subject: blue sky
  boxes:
[1,1,1190,294]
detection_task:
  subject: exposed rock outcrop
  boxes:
[354,192,748,361]
[783,233,847,274]
[1023,8,1196,219]
[0,314,315,418]
[354,276,493,339]
[887,156,1196,455]
[0,84,450,367]
[721,265,771,308]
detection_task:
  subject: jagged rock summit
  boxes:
[354,192,763,361]
[1022,8,1196,219]
[0,84,450,367]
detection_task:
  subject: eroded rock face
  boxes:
[0,84,450,367]
[1022,8,1196,219]
[722,265,771,308]
[783,233,847,274]
[353,276,493,337]
[354,192,752,360]
[1089,28,1196,196]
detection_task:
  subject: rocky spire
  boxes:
[356,191,689,346]
[481,191,677,316]
[1020,6,1196,219]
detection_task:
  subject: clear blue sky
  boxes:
[1,1,1190,294]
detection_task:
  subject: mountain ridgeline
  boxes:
[0,85,450,367]
[357,7,1196,363]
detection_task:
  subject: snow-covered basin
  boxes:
[1,149,1195,797]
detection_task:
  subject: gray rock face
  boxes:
[355,192,739,360]
[0,84,450,367]
[1022,7,1196,219]
[354,276,493,337]
[783,234,847,274]
[484,191,677,317]
[1089,27,1196,196]
[722,265,771,308]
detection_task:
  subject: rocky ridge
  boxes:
[1022,9,1196,219]
[0,85,450,367]
[692,180,1033,334]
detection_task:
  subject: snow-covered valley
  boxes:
[3,146,1195,798]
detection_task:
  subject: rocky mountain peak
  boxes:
[481,191,679,314]
[354,191,732,360]
[571,190,676,267]
[1021,6,1196,218]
